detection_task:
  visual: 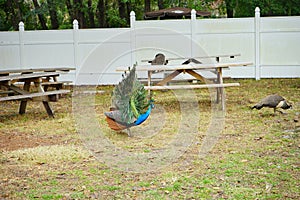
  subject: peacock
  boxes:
[104,66,154,136]
[251,94,292,114]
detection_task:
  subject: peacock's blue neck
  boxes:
[134,103,153,125]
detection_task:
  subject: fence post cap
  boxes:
[73,19,79,29]
[255,7,260,12]
[130,11,135,17]
[191,9,196,20]
[19,21,24,31]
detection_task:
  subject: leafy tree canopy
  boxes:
[0,0,299,31]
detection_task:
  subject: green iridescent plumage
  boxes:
[111,66,149,124]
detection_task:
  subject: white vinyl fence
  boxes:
[0,7,299,85]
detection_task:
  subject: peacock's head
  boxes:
[149,99,155,109]
[281,99,292,110]
[285,101,292,109]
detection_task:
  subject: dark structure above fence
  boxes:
[144,7,211,19]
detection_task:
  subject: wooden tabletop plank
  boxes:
[0,72,60,82]
[116,62,253,72]
[141,53,241,62]
[0,67,75,75]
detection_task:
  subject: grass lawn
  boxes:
[0,78,299,199]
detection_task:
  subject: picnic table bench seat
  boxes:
[0,89,70,102]
[41,81,72,90]
[144,83,240,90]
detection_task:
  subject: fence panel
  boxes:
[260,17,300,78]
[22,30,74,67]
[76,28,132,85]
[0,10,299,84]
[194,18,255,78]
[0,32,20,68]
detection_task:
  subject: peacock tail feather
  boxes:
[110,66,150,125]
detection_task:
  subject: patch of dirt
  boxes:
[0,131,67,151]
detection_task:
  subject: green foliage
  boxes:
[226,0,300,17]
[106,8,128,28]
[186,0,214,11]
[1,0,300,30]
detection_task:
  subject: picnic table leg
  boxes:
[35,78,54,117]
[147,71,152,97]
[51,76,61,90]
[19,80,31,114]
[185,69,207,83]
[42,101,54,117]
[156,70,182,86]
[217,68,225,110]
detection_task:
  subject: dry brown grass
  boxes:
[0,78,299,199]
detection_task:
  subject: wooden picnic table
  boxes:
[0,67,74,117]
[117,60,252,110]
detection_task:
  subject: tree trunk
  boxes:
[47,0,59,29]
[65,0,74,21]
[74,0,86,28]
[158,0,164,10]
[225,0,234,18]
[126,1,131,24]
[118,0,126,21]
[87,0,95,28]
[32,0,48,29]
[5,0,22,30]
[97,0,106,27]
[144,0,151,13]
